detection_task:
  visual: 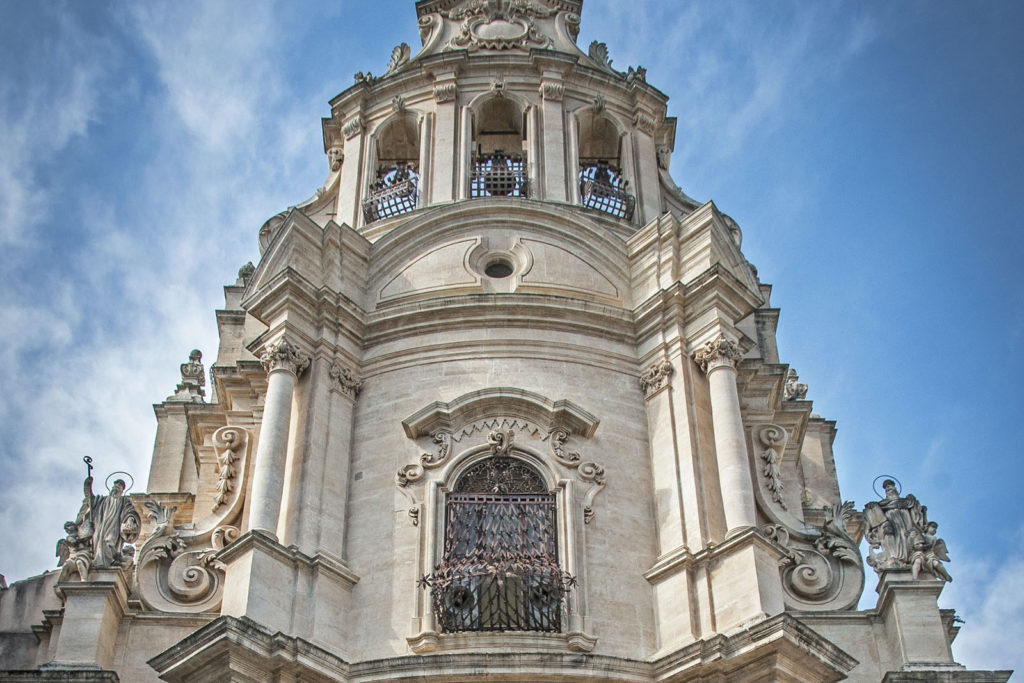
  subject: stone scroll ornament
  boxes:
[761,501,863,610]
[444,0,555,51]
[863,478,952,582]
[134,426,251,612]
[56,457,141,582]
[396,425,607,524]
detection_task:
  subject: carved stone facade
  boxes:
[0,2,1010,683]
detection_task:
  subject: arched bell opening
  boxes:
[363,114,421,223]
[577,111,634,220]
[470,97,529,199]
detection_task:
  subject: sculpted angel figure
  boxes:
[910,521,952,582]
[55,521,92,582]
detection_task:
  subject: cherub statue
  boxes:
[55,521,92,582]
[910,521,952,582]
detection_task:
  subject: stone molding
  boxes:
[216,530,359,589]
[693,336,743,373]
[258,338,310,377]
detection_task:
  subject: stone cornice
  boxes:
[216,530,359,589]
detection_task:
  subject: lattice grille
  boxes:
[363,163,419,222]
[471,151,528,198]
[579,162,635,220]
[421,458,572,633]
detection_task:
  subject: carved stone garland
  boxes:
[754,424,788,510]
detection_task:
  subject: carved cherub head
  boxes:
[327,146,343,171]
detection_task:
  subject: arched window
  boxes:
[423,457,569,633]
[577,111,634,220]
[470,97,528,198]
[363,115,420,222]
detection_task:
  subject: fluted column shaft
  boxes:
[250,338,309,538]
[695,337,756,535]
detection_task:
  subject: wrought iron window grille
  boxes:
[579,161,635,220]
[471,151,529,198]
[420,457,574,634]
[362,162,419,223]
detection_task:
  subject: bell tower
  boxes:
[0,2,1012,682]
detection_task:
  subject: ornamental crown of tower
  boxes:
[0,2,1011,682]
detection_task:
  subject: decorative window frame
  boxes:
[396,387,602,654]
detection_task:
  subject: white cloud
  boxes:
[0,0,328,581]
[0,10,113,246]
[941,530,1024,672]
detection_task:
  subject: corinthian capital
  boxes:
[259,338,311,377]
[693,336,743,374]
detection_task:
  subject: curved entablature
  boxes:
[366,199,631,308]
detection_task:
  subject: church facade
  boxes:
[0,1,1012,681]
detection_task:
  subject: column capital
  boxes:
[259,337,311,377]
[693,336,743,374]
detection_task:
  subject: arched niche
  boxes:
[468,95,529,198]
[364,112,421,223]
[575,109,635,221]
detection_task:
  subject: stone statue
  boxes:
[59,460,141,577]
[863,479,951,582]
[783,368,808,400]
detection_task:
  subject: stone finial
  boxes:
[329,361,362,398]
[784,368,808,400]
[259,338,311,377]
[238,261,255,286]
[693,336,744,374]
[639,359,673,397]
[863,479,952,582]
[167,349,206,403]
[385,42,411,75]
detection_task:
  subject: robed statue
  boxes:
[57,461,141,579]
[863,479,951,582]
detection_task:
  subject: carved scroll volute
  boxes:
[761,501,864,611]
[135,502,228,614]
[134,426,249,613]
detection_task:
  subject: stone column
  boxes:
[249,337,310,538]
[694,336,756,535]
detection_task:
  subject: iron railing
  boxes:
[579,162,635,220]
[420,458,572,634]
[471,151,528,198]
[362,163,419,223]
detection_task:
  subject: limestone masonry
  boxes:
[0,1,1013,681]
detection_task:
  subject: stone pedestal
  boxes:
[875,569,962,672]
[49,568,130,670]
[218,530,358,653]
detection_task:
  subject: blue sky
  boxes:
[0,0,1021,672]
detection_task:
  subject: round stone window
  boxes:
[484,259,514,279]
